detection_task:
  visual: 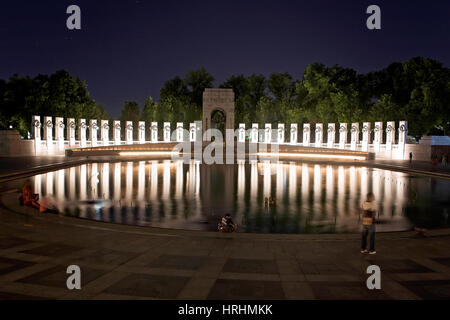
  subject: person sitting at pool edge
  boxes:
[20,180,40,210]
[218,214,237,233]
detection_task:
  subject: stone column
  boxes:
[44,116,53,146]
[176,122,184,142]
[101,120,109,146]
[315,123,323,148]
[78,119,87,148]
[190,123,196,142]
[327,124,335,148]
[125,121,133,144]
[278,124,285,144]
[251,123,258,143]
[290,124,298,144]
[138,121,146,144]
[386,121,395,152]
[265,124,272,143]
[163,122,171,142]
[339,123,348,150]
[55,117,65,151]
[303,124,310,147]
[398,121,408,159]
[67,118,76,147]
[350,123,359,151]
[238,124,246,143]
[113,120,121,145]
[151,122,158,143]
[373,122,383,152]
[362,122,371,152]
[32,115,41,154]
[89,120,98,147]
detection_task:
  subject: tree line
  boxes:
[1,57,449,139]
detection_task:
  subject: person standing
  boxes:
[360,192,378,255]
[409,152,413,164]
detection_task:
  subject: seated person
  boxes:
[22,181,40,209]
[218,214,237,233]
[39,196,59,214]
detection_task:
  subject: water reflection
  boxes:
[30,161,450,234]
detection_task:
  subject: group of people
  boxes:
[264,197,277,208]
[19,180,60,214]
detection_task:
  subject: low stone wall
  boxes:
[0,130,35,157]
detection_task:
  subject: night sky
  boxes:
[0,0,449,118]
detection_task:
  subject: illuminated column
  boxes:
[315,123,323,148]
[303,124,310,147]
[176,122,184,142]
[238,124,246,143]
[339,123,348,149]
[78,119,87,148]
[44,117,53,153]
[290,124,298,144]
[163,122,171,142]
[125,121,133,144]
[55,117,65,151]
[362,122,371,152]
[149,122,157,143]
[327,124,335,148]
[386,121,395,152]
[350,123,359,151]
[373,122,383,152]
[89,120,98,147]
[113,120,121,145]
[138,121,146,144]
[101,120,109,146]
[278,124,285,144]
[190,123,196,142]
[265,124,272,143]
[251,123,258,143]
[398,121,408,159]
[67,118,76,147]
[32,116,41,154]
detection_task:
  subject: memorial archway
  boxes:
[202,89,235,141]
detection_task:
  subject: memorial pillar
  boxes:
[327,124,335,148]
[290,124,297,144]
[315,123,323,148]
[339,123,348,149]
[303,124,310,147]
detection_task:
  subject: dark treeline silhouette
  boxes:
[1,57,449,139]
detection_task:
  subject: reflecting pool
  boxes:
[26,160,450,234]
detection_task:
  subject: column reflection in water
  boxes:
[337,166,345,217]
[175,160,184,219]
[69,167,75,203]
[250,160,258,214]
[301,164,309,208]
[237,160,246,218]
[349,166,357,217]
[384,170,393,217]
[137,161,146,223]
[34,174,42,200]
[325,165,334,217]
[79,165,87,217]
[360,167,368,205]
[313,165,321,214]
[150,161,159,223]
[124,162,133,224]
[263,161,271,199]
[101,163,110,200]
[289,162,297,214]
[56,169,65,212]
[372,169,382,216]
[90,163,98,200]
[46,171,54,196]
[162,160,172,220]
[113,162,121,223]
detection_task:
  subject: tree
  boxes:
[184,67,215,107]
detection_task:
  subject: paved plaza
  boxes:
[0,190,449,300]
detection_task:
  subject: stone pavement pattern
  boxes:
[0,194,450,300]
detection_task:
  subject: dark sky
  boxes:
[0,0,449,118]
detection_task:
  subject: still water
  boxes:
[27,160,450,234]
